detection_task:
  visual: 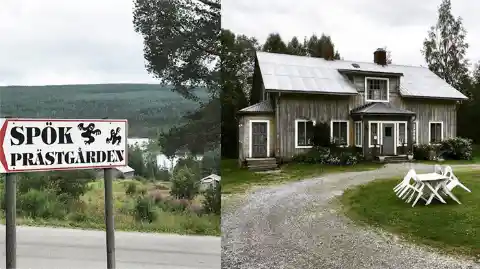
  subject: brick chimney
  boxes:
[374,48,387,65]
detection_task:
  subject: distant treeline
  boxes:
[0,84,209,138]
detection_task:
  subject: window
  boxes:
[385,127,392,137]
[365,77,389,102]
[354,122,362,147]
[330,120,349,146]
[397,122,406,145]
[429,122,443,144]
[369,122,379,147]
[295,119,314,148]
[412,121,418,144]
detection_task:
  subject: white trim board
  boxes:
[413,120,418,145]
[294,119,313,149]
[365,77,390,103]
[395,121,408,145]
[354,121,362,147]
[330,119,350,146]
[428,121,444,144]
[249,120,270,158]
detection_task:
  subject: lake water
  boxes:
[127,137,201,171]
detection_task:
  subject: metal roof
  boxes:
[238,100,274,114]
[256,51,468,100]
[351,102,415,116]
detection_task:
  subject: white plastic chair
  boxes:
[395,169,425,207]
[443,166,471,193]
[434,164,443,174]
[393,169,415,195]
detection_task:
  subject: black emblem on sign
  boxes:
[106,127,122,145]
[78,123,101,145]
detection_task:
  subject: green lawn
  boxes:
[222,159,384,194]
[340,171,480,257]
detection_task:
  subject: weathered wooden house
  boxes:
[238,48,468,169]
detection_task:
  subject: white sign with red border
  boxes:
[0,118,128,173]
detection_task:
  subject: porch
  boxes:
[350,102,416,160]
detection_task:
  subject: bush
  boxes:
[439,137,473,160]
[202,184,221,215]
[155,168,171,182]
[292,146,363,166]
[134,196,157,223]
[17,189,66,219]
[17,170,94,202]
[188,204,204,215]
[148,190,165,204]
[153,183,170,190]
[170,166,199,200]
[133,176,147,183]
[48,170,95,200]
[160,198,190,213]
[413,144,436,160]
[125,182,137,196]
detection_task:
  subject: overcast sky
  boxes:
[222,0,480,68]
[2,1,478,86]
[0,0,157,86]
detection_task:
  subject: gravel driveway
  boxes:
[221,163,480,269]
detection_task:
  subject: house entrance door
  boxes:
[382,123,395,155]
[251,122,268,158]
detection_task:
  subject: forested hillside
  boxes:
[0,84,208,138]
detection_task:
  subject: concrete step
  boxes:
[376,155,411,163]
[248,165,279,171]
[245,158,278,171]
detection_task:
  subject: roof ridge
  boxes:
[256,51,428,69]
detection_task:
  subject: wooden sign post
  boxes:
[0,118,128,269]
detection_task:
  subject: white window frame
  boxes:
[330,120,350,146]
[248,120,270,158]
[294,119,313,149]
[396,121,408,146]
[354,121,362,147]
[428,121,444,144]
[365,77,390,103]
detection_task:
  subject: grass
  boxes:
[221,159,384,194]
[1,179,220,236]
[340,171,480,258]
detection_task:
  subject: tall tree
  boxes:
[304,34,341,60]
[457,63,480,141]
[384,46,393,64]
[286,37,306,56]
[220,30,259,158]
[262,33,289,54]
[421,0,470,92]
[133,0,221,154]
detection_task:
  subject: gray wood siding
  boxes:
[275,92,458,159]
[276,94,351,158]
[403,99,457,144]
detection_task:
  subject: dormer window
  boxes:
[365,77,389,102]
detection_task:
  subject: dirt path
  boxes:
[221,163,480,269]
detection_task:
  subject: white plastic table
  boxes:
[416,173,461,205]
